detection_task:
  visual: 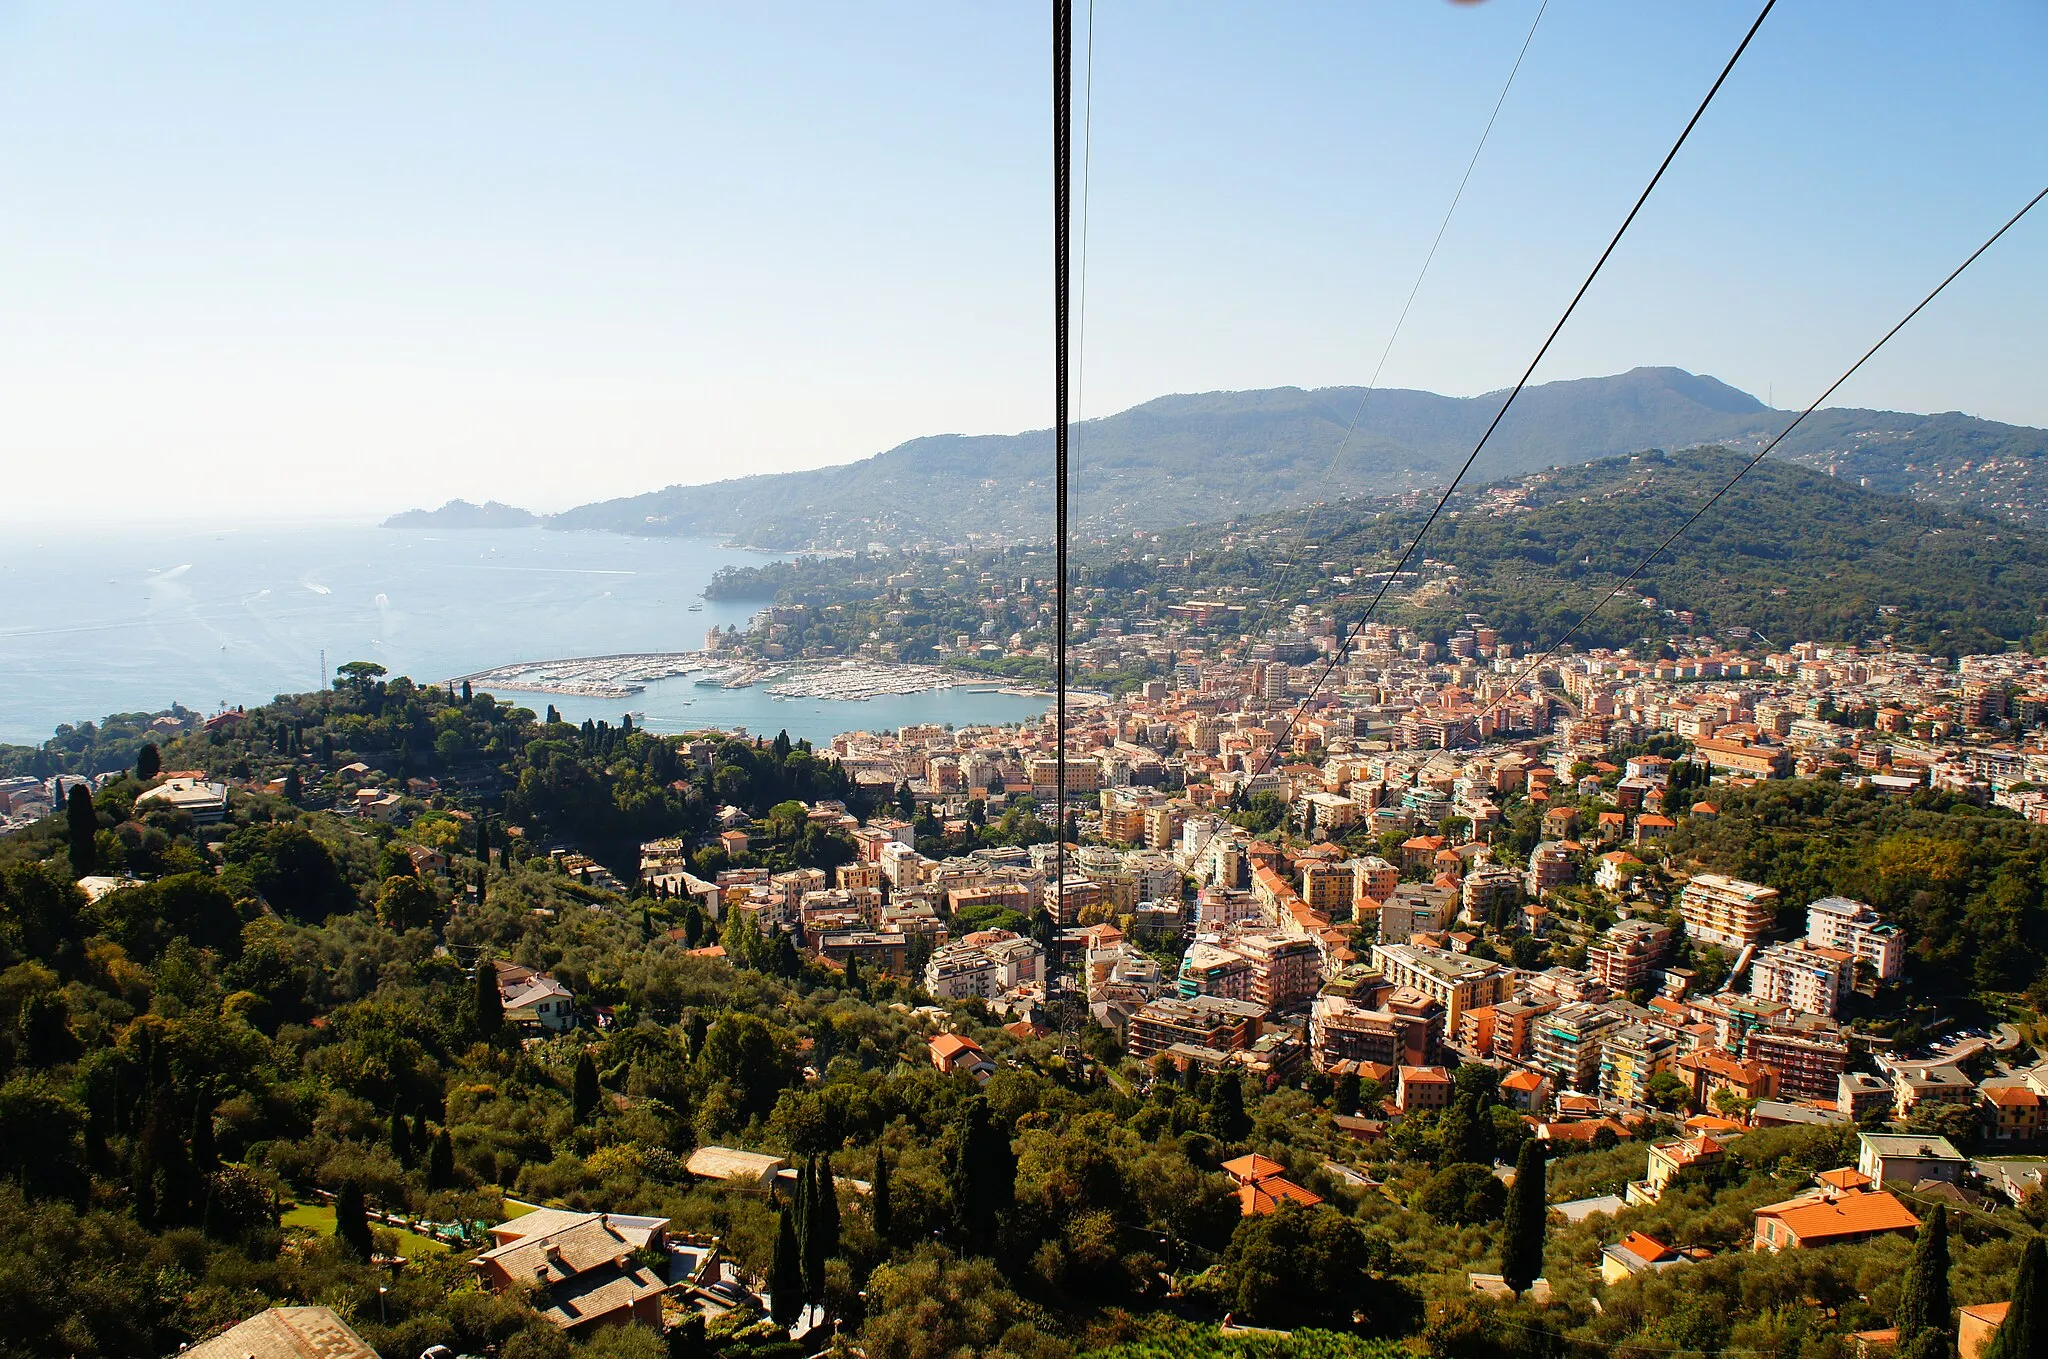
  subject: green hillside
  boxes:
[1190,448,2048,656]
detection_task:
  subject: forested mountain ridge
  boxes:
[1176,448,2048,657]
[706,448,2048,661]
[389,368,2048,548]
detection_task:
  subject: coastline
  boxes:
[454,652,1070,704]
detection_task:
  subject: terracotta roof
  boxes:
[1757,1190,1920,1244]
[929,1033,984,1060]
[1235,1176,1323,1215]
[1220,1153,1289,1182]
[1616,1232,1677,1264]
[1501,1070,1545,1091]
[183,1308,377,1359]
[1983,1086,2041,1108]
[1819,1167,1876,1191]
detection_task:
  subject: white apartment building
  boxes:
[923,931,1044,1000]
[1748,939,1854,1017]
[1805,896,1905,981]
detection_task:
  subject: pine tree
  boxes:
[473,959,503,1038]
[1985,1235,2046,1359]
[66,784,97,878]
[389,1105,414,1169]
[770,1201,803,1328]
[335,1180,374,1262]
[573,1050,601,1123]
[1501,1139,1548,1296]
[1898,1204,1954,1353]
[871,1146,893,1243]
[135,743,161,780]
[427,1129,456,1190]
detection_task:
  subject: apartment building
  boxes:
[1749,940,1855,1017]
[923,930,1044,1000]
[1460,865,1523,927]
[1308,991,1442,1070]
[1681,873,1781,951]
[1127,995,1266,1061]
[1370,944,1512,1031]
[1585,919,1673,992]
[1747,1021,1852,1102]
[1377,883,1458,942]
[1601,1024,1680,1106]
[1524,840,1578,899]
[1804,896,1905,982]
[1535,1002,1625,1094]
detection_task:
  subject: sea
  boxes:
[0,521,1050,749]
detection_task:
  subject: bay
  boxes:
[0,521,1049,747]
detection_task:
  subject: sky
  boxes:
[0,1,2042,523]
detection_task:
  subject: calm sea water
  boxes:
[0,522,1048,747]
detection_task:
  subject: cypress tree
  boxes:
[283,769,303,804]
[335,1180,374,1262]
[1898,1204,1954,1353]
[461,679,473,704]
[412,1109,430,1156]
[815,1155,840,1260]
[66,784,97,878]
[842,953,863,998]
[946,1095,1015,1251]
[473,959,503,1038]
[134,1095,191,1227]
[871,1146,892,1243]
[136,743,161,779]
[389,1105,414,1169]
[427,1129,456,1190]
[1206,1070,1251,1143]
[1501,1138,1548,1296]
[682,900,705,948]
[799,1157,826,1303]
[1985,1235,2047,1359]
[573,1050,600,1124]
[769,1202,802,1327]
[190,1100,218,1175]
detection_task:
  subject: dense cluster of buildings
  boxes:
[649,627,2048,1152]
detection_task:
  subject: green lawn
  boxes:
[280,1201,451,1256]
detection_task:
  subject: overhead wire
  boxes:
[1312,0,1550,497]
[1075,0,1096,425]
[1183,0,1776,868]
[1473,180,2048,729]
[1053,0,1074,1012]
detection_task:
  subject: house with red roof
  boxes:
[929,1033,993,1082]
[1220,1153,1323,1216]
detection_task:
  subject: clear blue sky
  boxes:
[1,1,2042,520]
